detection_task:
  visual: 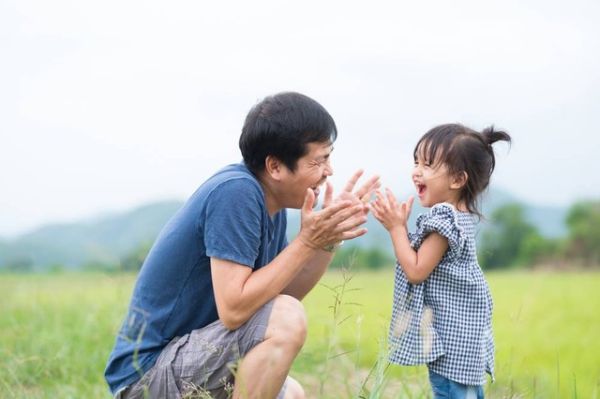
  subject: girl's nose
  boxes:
[412,165,421,178]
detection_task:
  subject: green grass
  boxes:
[1,270,599,398]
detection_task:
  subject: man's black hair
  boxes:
[239,92,337,175]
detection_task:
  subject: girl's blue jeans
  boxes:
[428,370,484,399]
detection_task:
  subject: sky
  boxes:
[1,0,599,238]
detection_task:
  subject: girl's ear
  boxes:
[451,171,468,190]
[264,155,283,181]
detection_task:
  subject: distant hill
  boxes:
[0,188,568,271]
[0,201,184,270]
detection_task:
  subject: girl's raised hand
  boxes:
[370,188,414,232]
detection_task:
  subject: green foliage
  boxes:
[516,232,563,267]
[479,203,557,269]
[565,200,600,265]
[330,246,394,270]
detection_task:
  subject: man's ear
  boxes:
[450,171,468,190]
[264,155,283,181]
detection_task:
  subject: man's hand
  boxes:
[371,188,414,232]
[297,170,380,251]
[297,188,367,250]
[324,169,381,211]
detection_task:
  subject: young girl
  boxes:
[371,123,511,399]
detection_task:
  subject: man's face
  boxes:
[278,141,334,209]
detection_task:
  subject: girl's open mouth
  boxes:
[416,184,426,197]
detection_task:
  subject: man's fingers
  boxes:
[301,188,315,215]
[318,198,353,220]
[325,203,366,227]
[355,175,381,199]
[406,196,415,214]
[342,169,364,193]
[334,213,368,234]
[340,227,368,240]
[322,181,334,209]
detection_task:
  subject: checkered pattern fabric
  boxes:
[388,203,495,386]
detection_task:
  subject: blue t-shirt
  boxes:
[104,163,288,394]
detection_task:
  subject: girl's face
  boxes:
[412,146,462,208]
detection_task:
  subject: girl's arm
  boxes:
[388,225,448,284]
[371,188,448,284]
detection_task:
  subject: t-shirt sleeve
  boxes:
[204,179,264,268]
[410,203,465,260]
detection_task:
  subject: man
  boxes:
[105,92,379,398]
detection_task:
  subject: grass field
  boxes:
[1,270,599,398]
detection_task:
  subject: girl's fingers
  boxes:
[372,200,383,214]
[385,188,397,206]
[376,189,387,205]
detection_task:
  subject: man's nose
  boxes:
[324,160,333,176]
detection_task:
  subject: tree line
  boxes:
[4,200,598,273]
[116,200,600,271]
[479,200,600,269]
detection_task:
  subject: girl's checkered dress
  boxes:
[388,203,494,386]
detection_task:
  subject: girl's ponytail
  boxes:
[482,125,511,147]
[481,126,511,174]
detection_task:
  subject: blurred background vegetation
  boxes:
[2,190,598,273]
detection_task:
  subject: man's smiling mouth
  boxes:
[311,181,326,198]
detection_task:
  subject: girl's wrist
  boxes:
[389,224,407,235]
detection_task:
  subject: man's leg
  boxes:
[233,294,307,399]
[282,376,304,399]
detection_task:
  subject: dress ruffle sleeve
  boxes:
[410,203,466,260]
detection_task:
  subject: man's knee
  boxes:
[284,376,305,399]
[266,295,307,350]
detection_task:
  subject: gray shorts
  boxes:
[117,300,286,399]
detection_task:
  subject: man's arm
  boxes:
[211,190,366,330]
[280,249,332,300]
[211,238,321,330]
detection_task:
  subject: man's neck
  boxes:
[257,173,282,216]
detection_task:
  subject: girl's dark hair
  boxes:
[239,92,337,175]
[414,123,511,217]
